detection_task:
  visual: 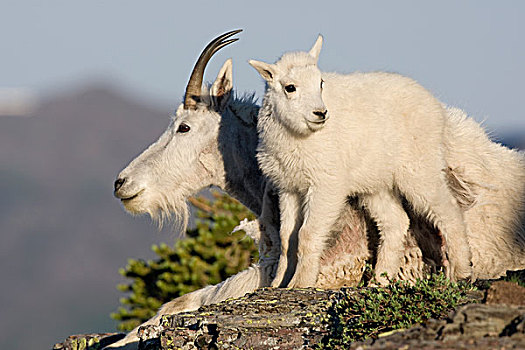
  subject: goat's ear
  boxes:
[249,59,277,83]
[211,59,233,112]
[308,35,323,62]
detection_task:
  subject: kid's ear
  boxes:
[211,59,233,112]
[308,35,323,62]
[249,59,277,83]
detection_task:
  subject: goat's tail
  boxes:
[444,106,525,279]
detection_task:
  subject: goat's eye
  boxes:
[177,123,191,133]
[284,84,296,93]
[320,80,325,89]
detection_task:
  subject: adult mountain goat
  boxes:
[111,30,374,348]
[251,35,525,287]
[110,31,525,348]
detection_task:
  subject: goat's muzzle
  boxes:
[114,177,126,192]
[312,109,328,123]
[113,177,144,202]
[305,109,329,132]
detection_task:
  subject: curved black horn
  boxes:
[184,29,242,110]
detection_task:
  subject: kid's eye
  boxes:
[284,84,296,93]
[177,123,191,133]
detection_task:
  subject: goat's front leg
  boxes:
[287,188,347,288]
[271,191,302,287]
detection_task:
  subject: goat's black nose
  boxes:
[114,178,126,192]
[313,110,328,120]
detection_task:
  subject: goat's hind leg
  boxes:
[397,169,472,281]
[360,190,410,285]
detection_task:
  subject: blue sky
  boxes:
[1,1,524,134]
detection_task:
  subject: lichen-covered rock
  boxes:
[348,304,525,349]
[137,288,339,349]
[441,304,525,339]
[53,278,525,350]
[53,333,124,350]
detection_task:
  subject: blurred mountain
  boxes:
[0,83,177,349]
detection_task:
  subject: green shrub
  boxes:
[111,191,258,331]
[318,273,475,349]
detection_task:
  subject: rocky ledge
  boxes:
[54,280,525,350]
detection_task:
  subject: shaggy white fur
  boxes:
[250,36,506,287]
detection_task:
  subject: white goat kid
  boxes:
[251,36,474,287]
